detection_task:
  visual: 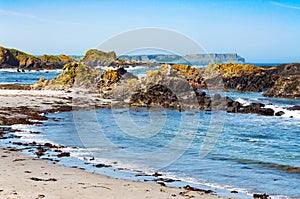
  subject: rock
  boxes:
[275,111,285,116]
[204,63,300,93]
[81,49,116,67]
[0,46,19,67]
[0,46,74,70]
[258,108,274,116]
[264,76,300,98]
[253,193,270,199]
[250,103,265,109]
[238,104,274,116]
[57,152,70,158]
[287,106,300,111]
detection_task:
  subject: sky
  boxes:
[0,0,300,63]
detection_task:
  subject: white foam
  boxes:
[265,104,300,119]
[235,98,250,106]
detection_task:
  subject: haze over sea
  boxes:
[1,67,299,198]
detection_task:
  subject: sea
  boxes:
[0,65,300,199]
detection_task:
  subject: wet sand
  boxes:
[0,147,223,199]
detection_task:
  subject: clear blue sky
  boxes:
[0,0,300,63]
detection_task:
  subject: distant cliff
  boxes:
[118,53,245,65]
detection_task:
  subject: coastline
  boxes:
[0,89,228,199]
[1,88,299,198]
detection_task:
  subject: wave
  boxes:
[235,97,300,119]
[265,104,300,119]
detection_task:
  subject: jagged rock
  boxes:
[264,76,300,98]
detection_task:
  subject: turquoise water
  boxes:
[1,69,300,198]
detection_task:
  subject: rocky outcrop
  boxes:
[0,46,74,70]
[119,53,245,65]
[32,62,102,90]
[33,62,136,91]
[30,62,282,117]
[81,49,117,67]
[264,76,300,98]
[106,64,276,116]
[203,62,300,93]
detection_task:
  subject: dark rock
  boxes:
[56,152,70,158]
[258,108,274,116]
[253,193,270,199]
[275,111,285,116]
[152,172,162,177]
[287,105,300,111]
[250,103,265,108]
[183,185,213,194]
[94,163,111,168]
[264,76,300,98]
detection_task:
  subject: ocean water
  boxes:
[1,69,300,198]
[0,69,61,85]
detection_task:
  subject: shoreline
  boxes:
[0,147,223,199]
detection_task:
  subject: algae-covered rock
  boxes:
[205,63,259,78]
[32,63,132,91]
[39,54,74,63]
[41,62,101,90]
[0,46,74,70]
[81,49,116,67]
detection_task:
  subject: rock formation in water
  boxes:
[202,62,300,93]
[81,49,117,67]
[0,46,74,70]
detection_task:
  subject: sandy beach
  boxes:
[0,89,225,199]
[0,147,223,199]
